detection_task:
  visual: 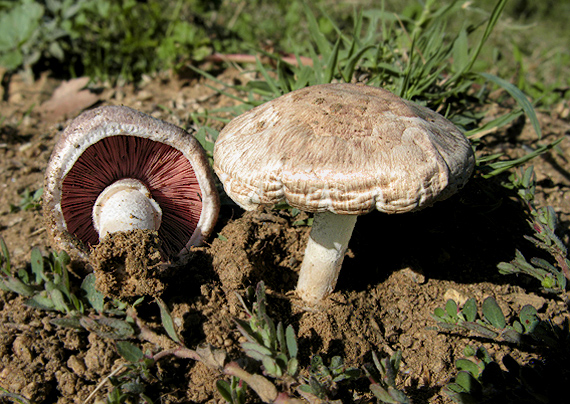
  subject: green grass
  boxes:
[192,0,562,179]
[1,0,568,98]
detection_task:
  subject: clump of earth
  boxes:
[90,229,167,300]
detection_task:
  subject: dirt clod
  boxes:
[90,229,168,300]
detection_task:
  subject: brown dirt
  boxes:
[0,67,569,403]
[91,229,167,300]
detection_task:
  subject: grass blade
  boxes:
[478,72,542,139]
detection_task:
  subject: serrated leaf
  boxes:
[116,341,144,363]
[482,297,506,329]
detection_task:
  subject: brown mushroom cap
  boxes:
[44,105,220,264]
[214,83,475,215]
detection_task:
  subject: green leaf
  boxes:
[455,359,480,378]
[285,324,298,359]
[81,274,104,313]
[30,247,44,284]
[156,297,181,343]
[287,357,298,377]
[463,345,476,357]
[262,356,282,378]
[26,293,55,310]
[461,298,477,323]
[481,297,506,329]
[454,371,479,393]
[475,346,492,365]
[216,380,233,403]
[519,305,539,333]
[3,276,34,296]
[303,2,331,59]
[464,0,507,72]
[0,50,23,70]
[49,287,69,313]
[462,321,499,339]
[51,316,83,329]
[0,237,10,275]
[116,341,144,363]
[0,0,44,52]
[445,299,458,318]
[451,28,469,73]
[276,322,286,355]
[242,342,272,359]
[433,307,446,319]
[79,316,134,339]
[478,72,541,139]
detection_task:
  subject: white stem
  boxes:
[296,212,357,304]
[92,178,162,240]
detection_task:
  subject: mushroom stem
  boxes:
[92,178,162,240]
[296,212,357,303]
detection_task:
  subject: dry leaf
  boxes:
[39,77,99,121]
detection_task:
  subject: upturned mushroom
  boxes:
[213,83,475,304]
[44,105,220,265]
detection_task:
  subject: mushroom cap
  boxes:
[214,83,475,215]
[44,105,220,264]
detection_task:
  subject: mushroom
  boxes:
[44,105,220,265]
[213,83,475,304]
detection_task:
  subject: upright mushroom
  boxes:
[214,83,475,304]
[44,105,219,265]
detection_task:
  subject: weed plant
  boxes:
[430,164,570,403]
[192,0,562,180]
[498,166,569,293]
[9,187,43,213]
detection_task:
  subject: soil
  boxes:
[0,66,569,404]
